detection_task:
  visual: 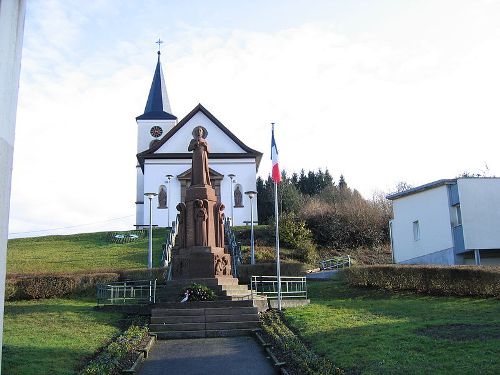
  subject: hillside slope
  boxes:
[7,229,167,274]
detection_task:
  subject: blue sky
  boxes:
[9,0,500,237]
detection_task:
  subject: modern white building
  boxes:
[135,52,262,228]
[387,178,500,266]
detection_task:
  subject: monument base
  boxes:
[171,246,232,280]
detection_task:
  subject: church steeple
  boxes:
[137,51,177,120]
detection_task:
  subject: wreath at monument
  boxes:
[180,283,216,302]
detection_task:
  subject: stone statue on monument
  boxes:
[188,126,211,186]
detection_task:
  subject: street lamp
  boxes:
[245,190,257,265]
[144,192,158,269]
[228,174,236,226]
[165,174,173,227]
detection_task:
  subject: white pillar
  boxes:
[474,249,481,266]
[0,0,27,372]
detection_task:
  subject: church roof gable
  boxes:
[137,104,262,168]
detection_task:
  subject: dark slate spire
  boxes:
[137,51,177,120]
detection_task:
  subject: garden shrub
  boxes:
[277,213,317,263]
[5,272,120,301]
[343,265,500,297]
[180,283,216,301]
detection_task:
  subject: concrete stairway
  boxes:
[150,300,260,339]
[155,278,253,303]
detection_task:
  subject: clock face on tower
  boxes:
[150,126,163,138]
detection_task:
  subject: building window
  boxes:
[451,204,462,227]
[413,220,420,241]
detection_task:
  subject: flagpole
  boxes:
[272,122,282,311]
[274,181,282,310]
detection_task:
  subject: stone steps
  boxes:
[154,282,252,303]
[150,301,261,339]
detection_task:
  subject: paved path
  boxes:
[306,269,339,279]
[137,337,276,375]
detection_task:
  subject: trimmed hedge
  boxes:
[6,273,120,300]
[5,267,167,301]
[117,268,167,283]
[343,265,500,297]
[238,262,308,284]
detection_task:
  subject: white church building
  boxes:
[135,52,262,228]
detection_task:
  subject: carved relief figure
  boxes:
[214,254,231,276]
[176,202,186,248]
[195,199,208,246]
[215,255,224,276]
[214,202,225,247]
[188,126,211,186]
[222,256,231,275]
[234,184,243,207]
[158,185,167,208]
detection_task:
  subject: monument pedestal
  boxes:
[171,246,232,280]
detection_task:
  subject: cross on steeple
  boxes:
[156,38,164,53]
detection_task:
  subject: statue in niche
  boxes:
[188,126,211,186]
[234,184,243,207]
[194,199,208,246]
[214,202,225,247]
[158,185,167,208]
[176,202,186,248]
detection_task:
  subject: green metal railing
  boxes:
[97,280,156,305]
[251,276,307,300]
[319,255,351,270]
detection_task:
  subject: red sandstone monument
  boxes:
[171,126,233,279]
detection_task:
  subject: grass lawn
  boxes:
[7,229,167,273]
[285,279,500,375]
[1,298,123,375]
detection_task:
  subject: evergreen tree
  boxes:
[338,174,347,190]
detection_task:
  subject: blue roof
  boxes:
[138,52,176,120]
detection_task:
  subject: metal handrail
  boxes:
[224,218,242,277]
[97,279,156,305]
[319,255,351,270]
[161,215,179,279]
[251,275,307,300]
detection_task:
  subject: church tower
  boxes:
[136,51,177,225]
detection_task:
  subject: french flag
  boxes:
[271,126,281,183]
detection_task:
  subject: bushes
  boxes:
[117,268,167,283]
[6,273,120,300]
[343,265,500,297]
[278,213,316,262]
[300,195,390,249]
[5,267,167,301]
